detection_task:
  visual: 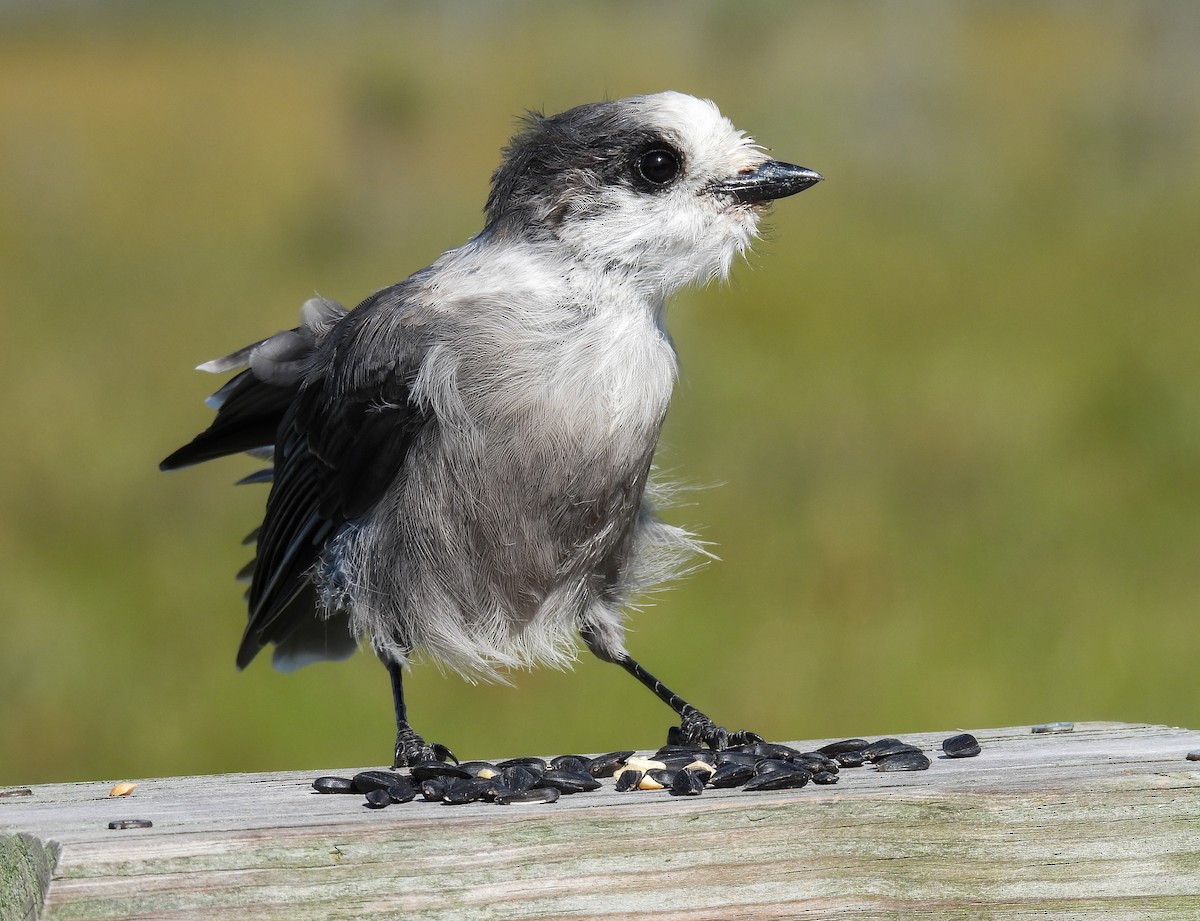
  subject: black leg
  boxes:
[581,627,762,750]
[386,657,456,767]
[615,654,763,750]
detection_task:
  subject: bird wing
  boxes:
[238,284,434,669]
[161,288,433,670]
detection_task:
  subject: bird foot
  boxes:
[393,726,457,768]
[668,707,764,751]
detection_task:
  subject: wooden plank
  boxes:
[3,722,1200,919]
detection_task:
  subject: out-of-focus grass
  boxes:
[1,2,1198,784]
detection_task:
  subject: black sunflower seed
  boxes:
[352,770,408,795]
[312,776,356,794]
[420,778,451,801]
[942,733,981,758]
[442,777,494,805]
[707,762,755,789]
[861,739,922,762]
[874,750,931,772]
[500,765,539,791]
[811,771,839,785]
[107,819,153,830]
[549,756,588,773]
[409,760,472,782]
[459,761,501,778]
[614,769,644,792]
[817,739,870,756]
[792,753,838,774]
[743,767,811,792]
[670,768,706,796]
[586,751,635,778]
[496,756,547,773]
[754,759,795,776]
[535,769,601,794]
[752,742,802,761]
[494,786,560,805]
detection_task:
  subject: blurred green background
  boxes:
[2,1,1198,786]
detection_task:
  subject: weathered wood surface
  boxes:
[3,722,1200,920]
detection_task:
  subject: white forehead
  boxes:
[627,91,764,175]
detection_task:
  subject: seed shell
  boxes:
[817,739,870,756]
[352,770,408,795]
[494,786,560,805]
[743,768,810,792]
[874,751,931,772]
[810,771,839,785]
[586,750,635,778]
[536,769,601,794]
[942,733,981,758]
[363,789,392,809]
[409,760,472,782]
[312,776,356,794]
[707,762,755,789]
[614,770,644,792]
[108,819,153,830]
[670,768,706,796]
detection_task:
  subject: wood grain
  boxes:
[3,722,1199,919]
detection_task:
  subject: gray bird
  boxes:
[161,91,821,766]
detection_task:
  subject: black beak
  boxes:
[712,161,823,204]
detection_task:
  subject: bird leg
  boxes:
[386,657,457,767]
[582,628,762,750]
[617,654,763,750]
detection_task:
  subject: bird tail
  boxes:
[159,296,346,471]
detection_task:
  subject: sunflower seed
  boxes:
[743,767,810,792]
[861,739,922,761]
[707,761,755,789]
[549,756,589,773]
[107,819,153,830]
[536,769,601,794]
[496,756,547,773]
[352,770,407,794]
[409,760,472,782]
[459,761,501,779]
[670,768,706,796]
[874,750,931,771]
[443,777,494,805]
[494,786,560,805]
[500,765,540,791]
[833,750,865,768]
[585,750,635,778]
[614,769,644,792]
[312,776,356,794]
[811,770,839,785]
[817,739,870,756]
[942,733,981,758]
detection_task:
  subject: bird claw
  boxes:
[668,708,764,751]
[393,728,457,767]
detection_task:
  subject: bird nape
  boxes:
[161,91,822,768]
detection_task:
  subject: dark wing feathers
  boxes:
[163,285,431,671]
[159,370,295,470]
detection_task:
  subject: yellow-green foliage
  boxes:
[2,2,1198,784]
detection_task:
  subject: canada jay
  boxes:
[162,91,821,766]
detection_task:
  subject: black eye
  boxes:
[636,148,681,186]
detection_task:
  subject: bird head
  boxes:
[485,91,821,296]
